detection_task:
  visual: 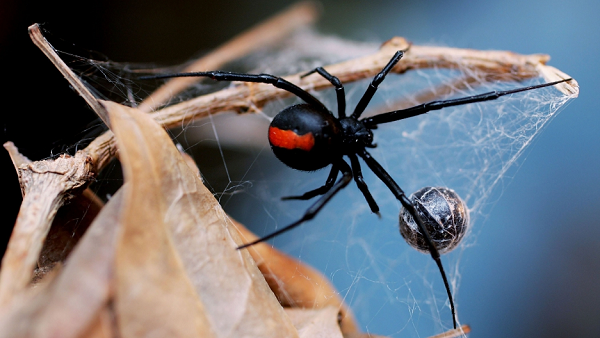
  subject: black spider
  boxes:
[141,51,571,328]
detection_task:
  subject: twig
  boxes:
[147,37,576,131]
[0,143,94,306]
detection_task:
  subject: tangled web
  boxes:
[57,28,576,337]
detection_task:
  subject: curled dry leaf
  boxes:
[0,145,94,306]
[107,101,215,338]
[103,100,299,337]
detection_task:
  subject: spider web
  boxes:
[56,29,576,337]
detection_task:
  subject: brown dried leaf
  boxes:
[104,100,298,337]
[106,101,215,338]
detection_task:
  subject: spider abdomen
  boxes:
[269,104,342,171]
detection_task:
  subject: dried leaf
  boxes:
[106,101,215,338]
[104,100,298,337]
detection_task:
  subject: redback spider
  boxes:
[141,50,572,328]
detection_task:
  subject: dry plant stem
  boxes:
[28,23,116,173]
[138,1,319,112]
[4,142,31,170]
[0,143,94,306]
[232,219,359,334]
[150,37,577,130]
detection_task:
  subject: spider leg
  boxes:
[351,50,404,119]
[362,78,573,127]
[301,67,346,118]
[349,153,380,215]
[281,163,339,200]
[141,70,328,112]
[358,148,457,329]
[237,159,353,250]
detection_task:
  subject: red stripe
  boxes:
[269,127,315,151]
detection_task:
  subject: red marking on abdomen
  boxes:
[269,127,315,151]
